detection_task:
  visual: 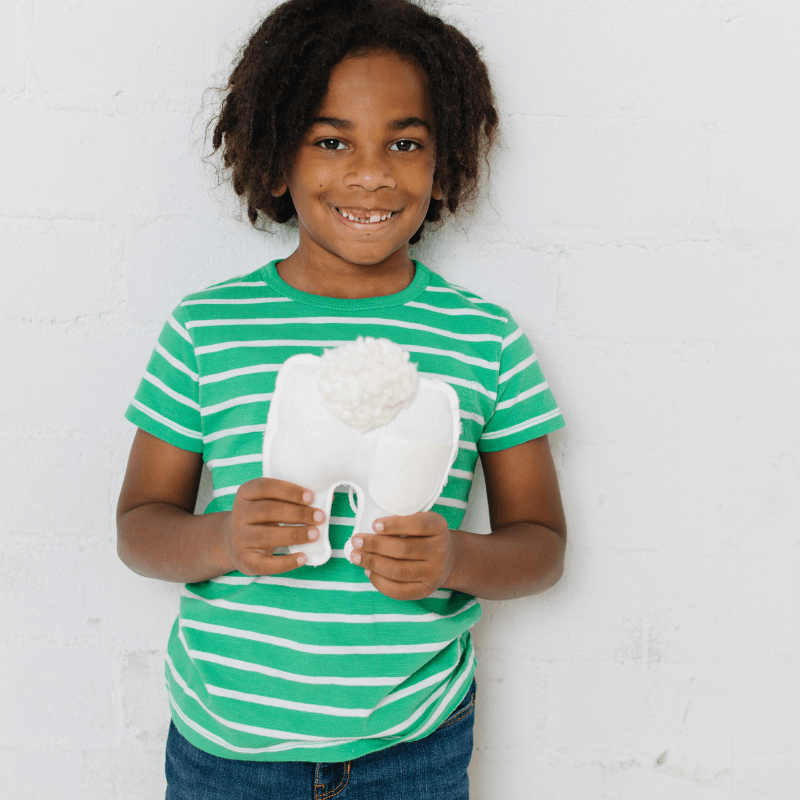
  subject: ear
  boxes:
[271,181,288,198]
[431,177,443,202]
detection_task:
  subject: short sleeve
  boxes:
[478,315,565,452]
[124,303,204,453]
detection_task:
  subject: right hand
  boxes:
[220,478,325,576]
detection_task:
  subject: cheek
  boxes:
[288,162,334,202]
[312,166,333,191]
[300,164,336,196]
[411,172,436,204]
[412,155,438,199]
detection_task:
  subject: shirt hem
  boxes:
[125,406,204,454]
[168,659,477,763]
[478,415,566,453]
[260,260,431,310]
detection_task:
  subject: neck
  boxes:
[277,241,415,300]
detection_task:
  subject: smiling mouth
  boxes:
[335,207,396,224]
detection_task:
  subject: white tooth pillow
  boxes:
[262,337,461,567]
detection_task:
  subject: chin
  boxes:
[334,243,407,267]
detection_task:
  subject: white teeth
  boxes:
[337,209,394,223]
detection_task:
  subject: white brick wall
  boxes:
[2,0,799,797]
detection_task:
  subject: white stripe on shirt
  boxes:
[168,314,193,343]
[495,381,549,411]
[203,424,266,443]
[182,588,477,625]
[499,353,538,384]
[180,618,455,655]
[406,301,507,322]
[186,316,502,344]
[130,399,203,439]
[201,393,273,417]
[200,364,283,386]
[156,343,198,381]
[480,408,562,440]
[143,372,200,410]
[501,326,524,349]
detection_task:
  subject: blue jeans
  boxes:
[165,681,475,800]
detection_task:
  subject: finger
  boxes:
[351,533,428,561]
[372,513,443,536]
[238,551,309,576]
[368,571,430,602]
[351,550,430,585]
[243,498,325,526]
[238,477,316,505]
[241,524,321,549]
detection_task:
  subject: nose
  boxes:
[343,147,396,191]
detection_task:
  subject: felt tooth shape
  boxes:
[262,337,461,567]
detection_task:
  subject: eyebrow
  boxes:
[311,116,431,133]
[312,117,353,130]
[388,117,431,133]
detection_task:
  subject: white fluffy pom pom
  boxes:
[317,337,418,432]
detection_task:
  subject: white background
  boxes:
[2,0,800,797]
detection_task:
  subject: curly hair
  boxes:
[210,0,498,244]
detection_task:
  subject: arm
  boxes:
[350,436,567,600]
[445,435,566,599]
[116,428,325,583]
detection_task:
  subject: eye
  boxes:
[316,138,347,150]
[390,140,420,152]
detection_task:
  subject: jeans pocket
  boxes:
[436,681,476,730]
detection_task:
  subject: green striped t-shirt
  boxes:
[126,260,564,761]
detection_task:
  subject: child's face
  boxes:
[278,49,442,269]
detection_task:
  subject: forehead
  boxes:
[319,50,432,120]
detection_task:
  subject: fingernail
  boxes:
[308,528,319,541]
[352,537,362,549]
[365,570,371,577]
[297,555,306,565]
[313,510,325,523]
[351,552,361,565]
[373,521,384,532]
[303,491,314,503]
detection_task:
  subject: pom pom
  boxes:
[317,337,418,432]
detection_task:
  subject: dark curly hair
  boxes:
[210,0,498,243]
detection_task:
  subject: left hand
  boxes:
[350,512,456,601]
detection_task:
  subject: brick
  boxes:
[0,748,116,800]
[0,218,119,320]
[2,645,116,749]
[555,339,740,450]
[712,241,800,343]
[494,116,718,236]
[479,4,800,126]
[121,215,291,324]
[0,0,26,95]
[120,649,170,748]
[28,0,223,109]
[555,242,718,341]
[0,324,160,432]
[0,436,114,535]
[0,108,204,218]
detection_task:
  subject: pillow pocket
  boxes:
[368,430,456,516]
